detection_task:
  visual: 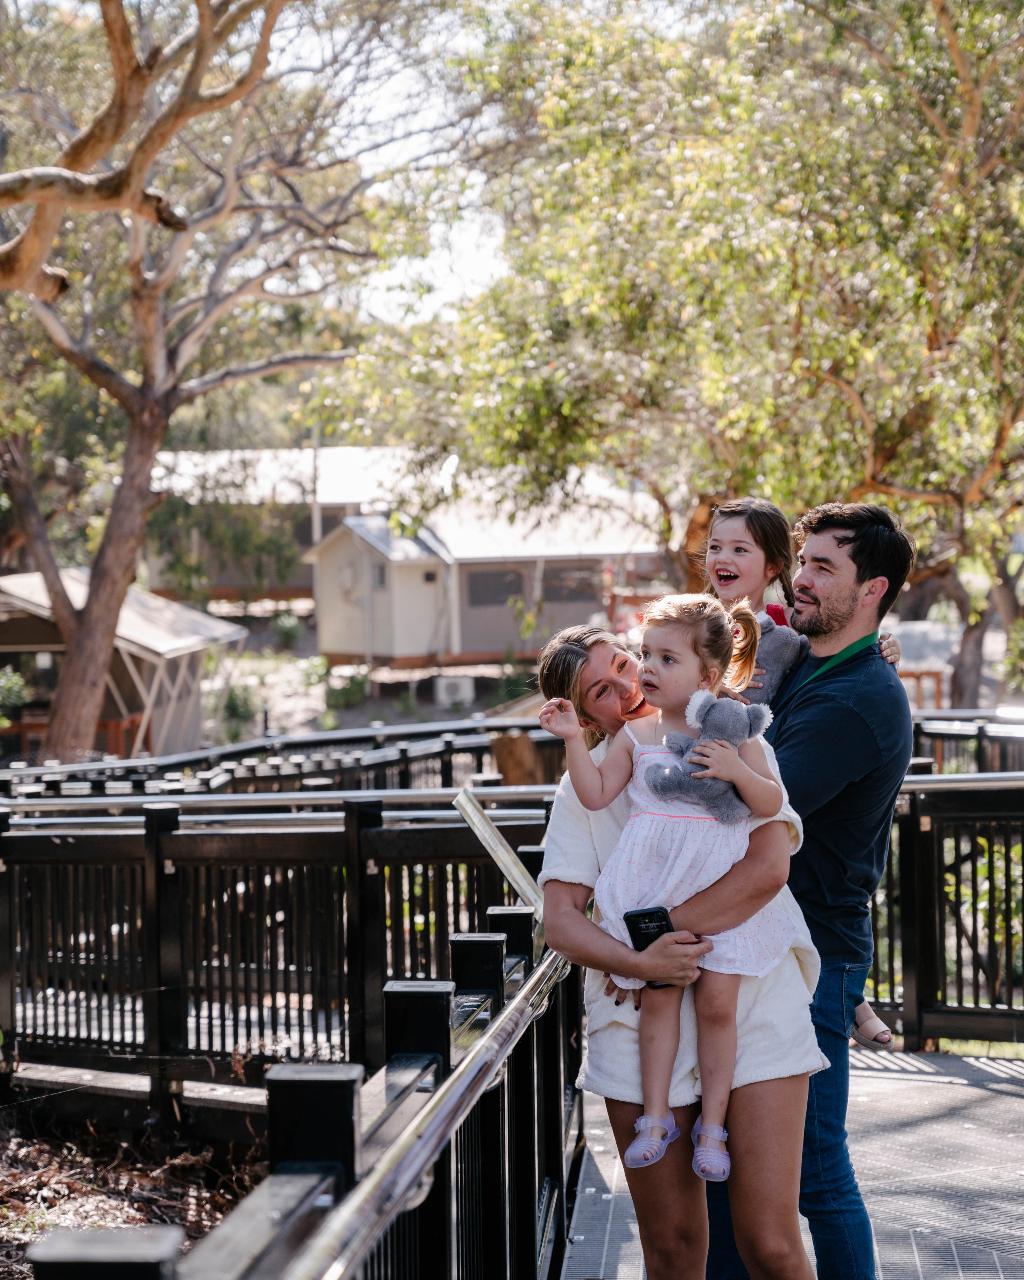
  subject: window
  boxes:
[468,569,523,607]
[541,565,599,603]
[373,563,387,590]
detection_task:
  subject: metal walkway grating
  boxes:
[562,1051,1024,1278]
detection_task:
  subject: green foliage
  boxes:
[271,612,303,651]
[1004,621,1024,695]
[223,684,258,740]
[0,667,27,714]
[0,666,27,731]
[301,656,330,688]
[326,673,370,710]
[340,0,1024,592]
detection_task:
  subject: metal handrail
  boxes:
[5,703,1019,786]
[0,716,547,782]
[5,768,1024,823]
[899,770,1024,793]
[0,784,554,819]
[280,948,569,1280]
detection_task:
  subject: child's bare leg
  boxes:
[694,970,741,1150]
[638,984,685,1135]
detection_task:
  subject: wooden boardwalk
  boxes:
[563,1050,1024,1279]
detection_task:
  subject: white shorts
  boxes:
[578,947,829,1106]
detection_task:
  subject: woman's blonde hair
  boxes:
[642,593,761,692]
[536,624,628,747]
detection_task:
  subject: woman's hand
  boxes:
[689,739,742,782]
[720,664,765,706]
[638,930,711,986]
[880,632,901,668]
[539,697,584,741]
[604,976,643,1008]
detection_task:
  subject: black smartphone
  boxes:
[623,906,673,988]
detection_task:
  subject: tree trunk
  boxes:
[949,599,997,708]
[897,575,948,621]
[43,412,166,759]
[681,496,718,592]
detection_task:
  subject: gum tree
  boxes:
[0,0,469,755]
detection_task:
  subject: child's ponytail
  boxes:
[726,599,761,692]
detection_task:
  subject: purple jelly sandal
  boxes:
[623,1113,681,1169]
[691,1115,731,1182]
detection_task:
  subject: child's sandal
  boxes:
[691,1115,731,1182]
[623,1113,681,1169]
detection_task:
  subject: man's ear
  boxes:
[862,576,889,609]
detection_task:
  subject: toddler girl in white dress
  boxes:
[540,593,804,1180]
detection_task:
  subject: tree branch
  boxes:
[0,168,186,229]
[173,347,355,405]
[796,0,952,143]
[30,301,144,415]
[0,437,81,642]
[929,0,983,146]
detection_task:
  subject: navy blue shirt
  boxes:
[765,642,912,965]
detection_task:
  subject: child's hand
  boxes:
[689,739,742,782]
[880,632,901,668]
[539,697,584,741]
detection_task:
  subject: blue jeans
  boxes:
[706,962,877,1280]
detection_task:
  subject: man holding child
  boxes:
[705,502,916,1280]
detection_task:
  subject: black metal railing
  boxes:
[3,767,1023,1107]
[26,918,585,1280]
[913,711,1024,774]
[0,795,549,1097]
[867,774,1024,1047]
[0,718,565,797]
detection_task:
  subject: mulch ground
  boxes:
[0,1126,263,1278]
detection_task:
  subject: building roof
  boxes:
[0,569,247,661]
[152,446,412,508]
[305,486,661,566]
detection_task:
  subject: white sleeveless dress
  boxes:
[593,723,804,988]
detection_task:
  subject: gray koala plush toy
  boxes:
[745,611,810,706]
[645,690,773,823]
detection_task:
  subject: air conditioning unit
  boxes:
[434,675,475,709]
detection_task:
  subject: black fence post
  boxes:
[397,742,411,789]
[487,904,542,1279]
[440,733,455,789]
[26,1225,184,1277]
[516,845,545,890]
[143,803,185,1125]
[0,808,13,1099]
[487,905,538,973]
[266,1062,364,1198]
[536,974,570,1272]
[450,934,511,1280]
[384,979,455,1276]
[450,933,507,1006]
[343,800,385,1071]
[898,790,940,1051]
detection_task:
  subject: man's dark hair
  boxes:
[794,503,916,620]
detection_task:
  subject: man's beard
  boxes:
[791,585,860,638]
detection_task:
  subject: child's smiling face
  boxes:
[706,516,773,607]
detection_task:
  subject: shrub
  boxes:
[271,612,302,650]
[326,673,369,710]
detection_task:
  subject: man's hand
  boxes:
[637,930,712,986]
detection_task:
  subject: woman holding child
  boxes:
[539,627,825,1280]
[537,501,827,1280]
